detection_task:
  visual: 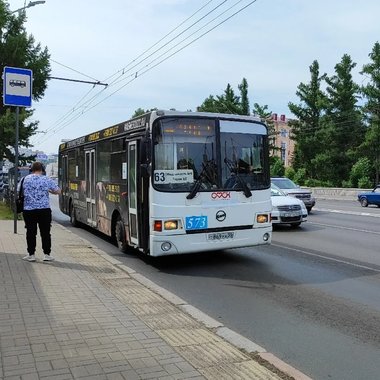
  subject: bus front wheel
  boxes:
[115,216,128,253]
[70,203,79,227]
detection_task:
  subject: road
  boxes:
[51,197,380,380]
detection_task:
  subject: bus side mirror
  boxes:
[140,134,152,178]
[140,163,151,178]
[141,136,152,162]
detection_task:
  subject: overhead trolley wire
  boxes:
[69,0,258,115]
[34,0,224,143]
[50,0,246,128]
[36,0,259,146]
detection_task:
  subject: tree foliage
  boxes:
[287,49,378,187]
[131,107,158,118]
[0,0,51,163]
[198,82,242,114]
[197,78,255,115]
[360,41,380,184]
[252,102,277,155]
[320,54,365,185]
[238,78,250,115]
[288,60,327,178]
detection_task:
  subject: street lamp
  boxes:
[12,1,46,14]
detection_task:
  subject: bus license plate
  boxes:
[207,232,235,241]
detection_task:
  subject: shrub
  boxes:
[304,178,334,187]
[270,156,285,177]
[341,180,353,188]
[358,176,372,189]
[285,166,296,180]
[293,168,306,185]
[349,158,371,187]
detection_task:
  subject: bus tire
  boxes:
[70,203,79,227]
[115,216,128,253]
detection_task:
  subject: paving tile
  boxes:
[0,221,282,380]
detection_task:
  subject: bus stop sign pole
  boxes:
[2,66,33,234]
[14,107,20,234]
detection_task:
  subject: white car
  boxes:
[271,184,308,228]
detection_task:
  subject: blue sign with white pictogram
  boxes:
[3,66,32,107]
[37,153,48,161]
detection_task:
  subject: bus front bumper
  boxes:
[150,227,272,257]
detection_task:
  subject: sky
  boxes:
[8,0,380,154]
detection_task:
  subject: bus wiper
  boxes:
[186,159,216,200]
[224,158,252,198]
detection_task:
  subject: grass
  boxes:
[0,201,17,220]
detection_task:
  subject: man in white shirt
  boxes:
[21,161,61,262]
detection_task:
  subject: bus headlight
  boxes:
[154,219,181,232]
[257,214,269,223]
[164,220,178,230]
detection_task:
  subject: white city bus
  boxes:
[58,110,272,256]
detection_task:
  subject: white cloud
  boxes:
[8,0,380,153]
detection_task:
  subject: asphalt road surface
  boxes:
[51,197,380,380]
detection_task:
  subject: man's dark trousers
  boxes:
[23,208,52,255]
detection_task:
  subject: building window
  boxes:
[280,128,287,137]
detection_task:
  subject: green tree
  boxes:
[349,157,372,187]
[238,78,250,115]
[132,108,146,118]
[131,107,158,118]
[322,54,365,185]
[288,60,327,179]
[252,103,277,156]
[270,156,285,177]
[197,95,219,113]
[215,83,241,114]
[360,41,380,184]
[0,1,50,194]
[198,80,246,115]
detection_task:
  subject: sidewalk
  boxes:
[0,220,311,380]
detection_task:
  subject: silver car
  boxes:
[271,184,308,228]
[271,177,316,213]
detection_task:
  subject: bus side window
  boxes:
[68,151,76,179]
[78,149,85,180]
[110,152,126,182]
[98,141,111,181]
[110,138,127,183]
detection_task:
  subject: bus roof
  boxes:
[58,110,264,152]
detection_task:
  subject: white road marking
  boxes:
[314,207,380,218]
[308,221,380,235]
[271,243,380,273]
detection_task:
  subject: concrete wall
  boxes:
[308,187,370,201]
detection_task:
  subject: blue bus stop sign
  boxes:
[3,66,33,107]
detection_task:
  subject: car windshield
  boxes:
[153,117,269,193]
[271,184,286,196]
[272,178,298,189]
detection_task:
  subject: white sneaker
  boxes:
[23,255,36,262]
[43,255,55,262]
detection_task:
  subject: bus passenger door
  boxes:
[128,142,138,245]
[85,149,96,227]
[60,154,69,213]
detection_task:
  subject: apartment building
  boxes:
[271,113,295,167]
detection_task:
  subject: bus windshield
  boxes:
[153,117,269,192]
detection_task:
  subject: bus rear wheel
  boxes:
[115,216,128,253]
